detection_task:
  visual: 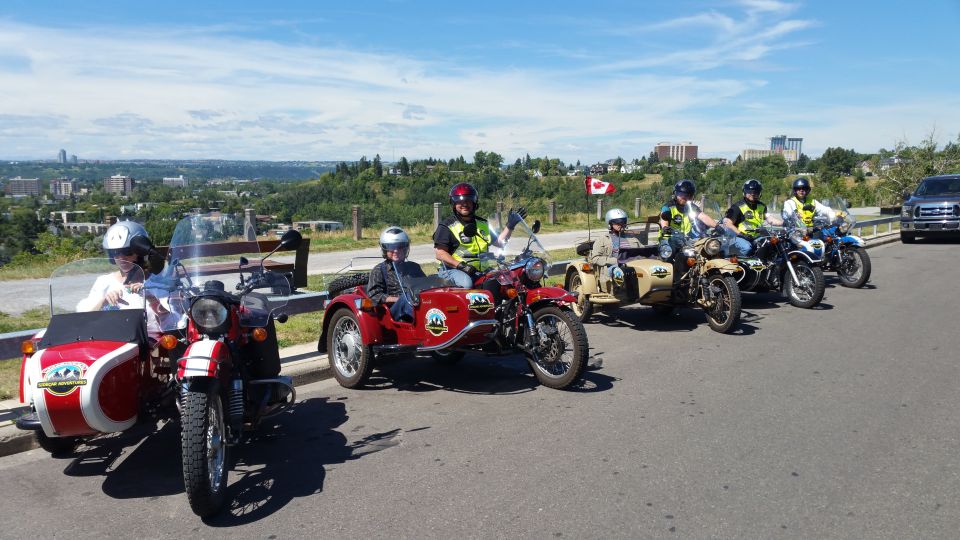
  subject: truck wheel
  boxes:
[566,273,593,323]
[327,309,375,388]
[182,388,228,518]
[900,231,916,244]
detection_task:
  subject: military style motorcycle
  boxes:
[811,197,871,288]
[565,200,742,333]
[731,203,827,308]
[319,214,589,390]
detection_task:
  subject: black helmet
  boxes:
[449,182,479,210]
[673,179,696,198]
[792,177,811,194]
[743,179,762,196]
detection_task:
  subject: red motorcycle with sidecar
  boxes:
[318,215,589,390]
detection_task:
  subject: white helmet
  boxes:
[103,220,149,261]
[605,208,628,227]
[379,226,410,258]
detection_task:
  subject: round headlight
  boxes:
[524,258,546,282]
[682,247,696,258]
[658,243,673,259]
[190,297,229,332]
[704,238,721,256]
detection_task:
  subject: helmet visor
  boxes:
[609,218,627,226]
[381,241,409,252]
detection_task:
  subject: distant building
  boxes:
[58,149,67,164]
[589,163,608,175]
[655,142,698,162]
[162,175,188,188]
[50,178,78,199]
[70,154,78,165]
[4,176,42,197]
[49,210,87,224]
[293,220,344,232]
[104,174,134,195]
[740,148,798,162]
[769,135,803,163]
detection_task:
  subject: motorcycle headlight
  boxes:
[190,297,229,333]
[682,247,696,258]
[659,243,673,259]
[524,258,546,282]
[704,238,721,256]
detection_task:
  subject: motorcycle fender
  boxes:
[526,286,577,305]
[787,250,820,265]
[565,265,597,294]
[28,341,141,437]
[177,339,229,379]
[702,259,742,275]
[841,235,865,247]
[317,296,384,354]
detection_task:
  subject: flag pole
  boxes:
[586,175,591,241]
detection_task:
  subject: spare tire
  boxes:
[326,273,369,297]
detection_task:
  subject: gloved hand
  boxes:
[661,226,674,238]
[507,206,527,229]
[457,262,479,279]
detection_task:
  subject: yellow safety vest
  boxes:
[791,196,816,227]
[446,219,492,270]
[659,205,692,240]
[737,201,767,237]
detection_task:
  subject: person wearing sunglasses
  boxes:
[782,177,835,230]
[722,179,782,256]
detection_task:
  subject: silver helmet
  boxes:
[379,226,410,258]
[604,208,628,227]
[102,220,149,262]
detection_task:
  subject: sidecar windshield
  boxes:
[51,258,146,316]
[484,212,551,271]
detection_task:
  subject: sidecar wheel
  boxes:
[182,389,227,518]
[328,309,375,388]
[838,246,871,288]
[704,275,741,334]
[35,432,80,457]
[527,306,589,390]
[566,273,593,323]
[432,350,465,365]
[783,261,825,309]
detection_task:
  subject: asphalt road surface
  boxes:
[1,241,958,538]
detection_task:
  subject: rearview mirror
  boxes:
[531,220,541,234]
[279,229,302,249]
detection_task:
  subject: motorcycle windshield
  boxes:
[50,258,147,316]
[681,201,710,241]
[161,213,289,329]
[817,197,856,230]
[484,212,551,271]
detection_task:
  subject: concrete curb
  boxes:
[0,352,333,459]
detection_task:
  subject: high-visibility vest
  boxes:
[737,201,767,237]
[446,219,492,270]
[791,196,816,226]
[659,205,692,240]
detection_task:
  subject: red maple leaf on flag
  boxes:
[585,175,616,195]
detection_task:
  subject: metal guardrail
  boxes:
[0,217,902,359]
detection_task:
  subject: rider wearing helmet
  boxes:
[433,182,527,288]
[366,226,426,307]
[658,179,720,247]
[77,220,154,312]
[590,208,651,290]
[782,177,834,229]
[721,179,782,256]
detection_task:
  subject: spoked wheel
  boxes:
[703,275,741,333]
[783,261,825,308]
[35,432,80,457]
[328,309,374,388]
[566,273,593,323]
[432,350,465,365]
[527,306,588,389]
[182,389,227,518]
[837,246,871,288]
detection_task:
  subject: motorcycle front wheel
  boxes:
[181,388,227,518]
[783,261,825,308]
[837,246,871,288]
[703,275,741,334]
[527,306,588,390]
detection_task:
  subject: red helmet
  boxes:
[449,182,479,207]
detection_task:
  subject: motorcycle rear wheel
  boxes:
[566,273,593,323]
[837,246,871,288]
[703,275,741,334]
[328,309,375,388]
[182,389,227,518]
[783,261,825,308]
[527,306,588,390]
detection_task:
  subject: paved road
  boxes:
[1,241,958,538]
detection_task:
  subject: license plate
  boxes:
[929,223,943,230]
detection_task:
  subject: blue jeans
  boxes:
[438,268,474,288]
[727,236,753,256]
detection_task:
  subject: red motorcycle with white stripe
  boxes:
[17,214,302,518]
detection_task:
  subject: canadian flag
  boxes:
[585,176,616,195]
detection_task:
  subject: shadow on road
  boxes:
[588,305,756,336]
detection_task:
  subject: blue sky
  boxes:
[1,0,958,163]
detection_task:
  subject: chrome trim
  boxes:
[418,319,499,352]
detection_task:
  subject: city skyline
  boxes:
[1,0,958,163]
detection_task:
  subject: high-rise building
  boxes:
[103,174,134,195]
[58,149,67,164]
[50,177,78,199]
[70,155,78,165]
[4,176,42,197]
[770,135,802,161]
[654,142,698,162]
[162,175,188,188]
[740,148,798,162]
